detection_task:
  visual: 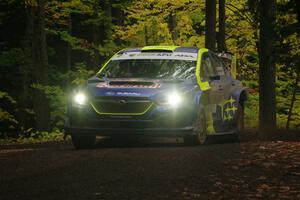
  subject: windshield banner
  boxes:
[112,52,198,61]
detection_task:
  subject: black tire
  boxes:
[183,135,197,145]
[71,134,96,149]
[237,103,245,132]
[233,103,244,142]
[184,107,207,145]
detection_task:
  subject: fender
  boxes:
[232,87,248,106]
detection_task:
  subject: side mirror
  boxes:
[209,75,220,81]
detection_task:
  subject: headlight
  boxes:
[74,92,86,105]
[167,92,182,107]
[155,92,183,107]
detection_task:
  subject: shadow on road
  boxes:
[93,135,241,149]
[94,136,188,149]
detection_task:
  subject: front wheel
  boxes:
[71,134,96,149]
[184,107,207,145]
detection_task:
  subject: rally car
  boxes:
[65,46,247,149]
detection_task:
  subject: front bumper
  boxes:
[64,124,194,136]
[65,102,196,136]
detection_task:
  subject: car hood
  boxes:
[86,77,197,99]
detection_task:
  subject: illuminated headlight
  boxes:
[74,92,86,105]
[167,93,182,107]
[156,92,183,107]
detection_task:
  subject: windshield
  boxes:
[98,59,196,80]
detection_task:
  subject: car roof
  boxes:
[120,46,200,54]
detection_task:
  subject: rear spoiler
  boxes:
[217,52,237,79]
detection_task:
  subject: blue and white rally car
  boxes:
[65,46,247,149]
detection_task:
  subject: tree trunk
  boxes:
[217,0,226,52]
[168,12,177,43]
[67,15,72,72]
[31,0,51,131]
[18,6,34,134]
[286,74,299,130]
[144,25,149,46]
[259,0,276,137]
[104,0,112,37]
[205,0,216,50]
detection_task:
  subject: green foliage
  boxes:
[0,91,18,125]
[68,62,95,85]
[0,129,64,144]
[115,0,205,47]
[31,84,67,128]
[1,0,300,143]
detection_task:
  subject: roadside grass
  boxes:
[0,129,65,145]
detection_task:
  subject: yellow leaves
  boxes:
[115,0,206,47]
[45,0,93,27]
[24,0,37,7]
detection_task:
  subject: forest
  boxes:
[0,0,299,141]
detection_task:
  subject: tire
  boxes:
[184,107,207,145]
[71,134,96,149]
[237,103,245,132]
[233,103,244,142]
[183,135,197,145]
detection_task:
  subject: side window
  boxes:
[220,59,231,77]
[200,53,218,82]
[210,53,225,77]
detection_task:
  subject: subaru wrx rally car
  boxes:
[65,46,247,149]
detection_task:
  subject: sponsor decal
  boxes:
[112,52,198,61]
[116,92,141,96]
[218,96,237,121]
[97,82,161,89]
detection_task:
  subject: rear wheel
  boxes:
[237,103,245,132]
[233,103,244,142]
[71,134,96,149]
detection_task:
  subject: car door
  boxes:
[200,52,225,132]
[210,53,238,131]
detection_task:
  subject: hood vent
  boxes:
[96,81,161,88]
[109,81,154,86]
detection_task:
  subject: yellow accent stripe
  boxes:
[90,102,154,116]
[96,49,125,75]
[141,45,179,52]
[196,48,211,91]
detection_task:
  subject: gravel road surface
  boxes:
[1,137,298,200]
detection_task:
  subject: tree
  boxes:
[205,0,216,50]
[217,0,226,51]
[28,0,51,131]
[258,0,277,136]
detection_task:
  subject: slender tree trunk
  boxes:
[114,8,125,45]
[31,0,51,131]
[217,0,226,51]
[93,24,100,69]
[259,0,276,137]
[104,0,112,37]
[67,15,72,72]
[205,0,216,50]
[168,12,177,43]
[286,74,299,130]
[144,25,149,46]
[18,7,34,134]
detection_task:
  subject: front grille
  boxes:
[91,96,153,115]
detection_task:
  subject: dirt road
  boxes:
[0,138,299,200]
